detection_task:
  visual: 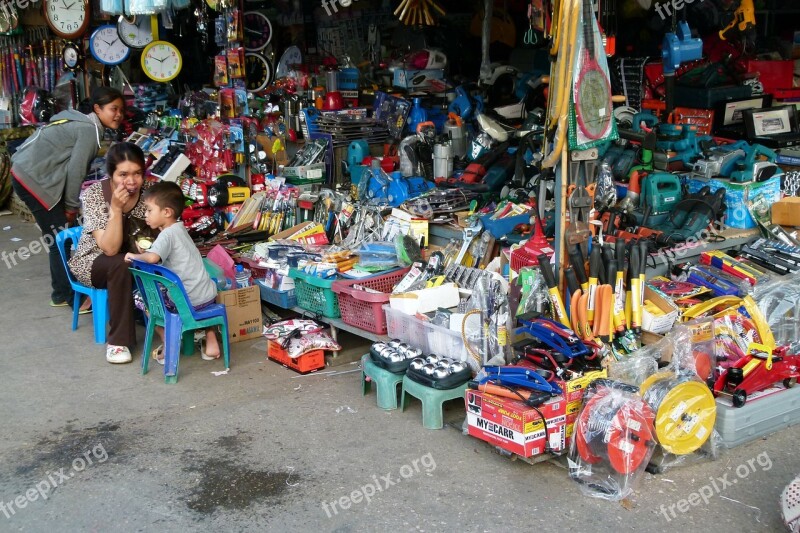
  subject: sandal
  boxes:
[200,339,220,361]
[151,344,165,365]
[782,475,800,532]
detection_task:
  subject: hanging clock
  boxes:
[245,53,272,93]
[89,25,130,66]
[117,15,154,50]
[243,11,272,52]
[62,41,83,72]
[141,40,183,82]
[43,0,90,40]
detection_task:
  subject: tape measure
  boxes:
[640,372,716,456]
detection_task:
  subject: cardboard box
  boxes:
[641,286,680,334]
[216,285,262,343]
[554,369,608,403]
[465,390,567,458]
[772,197,800,227]
[281,162,326,181]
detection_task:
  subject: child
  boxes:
[125,181,221,363]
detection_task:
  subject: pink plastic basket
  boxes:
[332,268,410,334]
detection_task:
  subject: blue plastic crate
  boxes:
[257,280,297,309]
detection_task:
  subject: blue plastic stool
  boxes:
[400,376,469,429]
[361,354,404,410]
[55,227,109,344]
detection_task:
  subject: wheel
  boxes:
[732,389,747,408]
[784,378,797,389]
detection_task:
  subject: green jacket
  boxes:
[11,110,102,211]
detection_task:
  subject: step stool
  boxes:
[400,375,469,429]
[361,354,404,410]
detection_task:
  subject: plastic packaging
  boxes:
[515,267,550,317]
[751,272,800,351]
[461,275,511,372]
[568,379,657,501]
[639,324,721,473]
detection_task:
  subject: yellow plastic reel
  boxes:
[641,373,717,456]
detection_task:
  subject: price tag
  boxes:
[0,97,9,111]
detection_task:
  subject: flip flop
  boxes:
[782,475,800,532]
[200,339,220,361]
[151,345,165,365]
[49,300,69,307]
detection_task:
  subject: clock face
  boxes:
[245,53,272,93]
[63,45,79,69]
[141,41,183,82]
[117,15,154,49]
[44,0,90,39]
[90,25,130,66]
[243,11,272,52]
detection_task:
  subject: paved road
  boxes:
[1,217,796,532]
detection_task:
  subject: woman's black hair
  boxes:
[106,142,145,177]
[91,87,125,109]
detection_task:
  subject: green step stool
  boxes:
[400,375,469,429]
[361,354,405,410]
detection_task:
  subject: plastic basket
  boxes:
[267,341,326,374]
[256,280,297,309]
[289,267,340,318]
[332,268,409,334]
[383,305,469,362]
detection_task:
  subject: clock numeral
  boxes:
[52,13,58,21]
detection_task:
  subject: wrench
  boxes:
[454,219,483,266]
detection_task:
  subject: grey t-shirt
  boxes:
[148,223,217,307]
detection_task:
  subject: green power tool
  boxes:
[730,143,781,184]
[631,172,682,227]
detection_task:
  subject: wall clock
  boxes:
[117,15,154,50]
[243,11,272,52]
[141,40,182,82]
[89,24,130,66]
[44,0,90,40]
[245,53,272,92]
[62,41,83,72]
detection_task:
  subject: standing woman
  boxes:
[69,143,151,364]
[11,87,125,310]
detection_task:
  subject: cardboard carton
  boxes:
[216,285,262,343]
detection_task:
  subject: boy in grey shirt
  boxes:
[125,181,221,363]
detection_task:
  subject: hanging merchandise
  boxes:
[569,0,617,149]
[44,0,91,40]
[141,41,182,82]
[117,15,155,49]
[61,42,83,73]
[244,53,272,93]
[90,25,131,66]
[243,11,273,53]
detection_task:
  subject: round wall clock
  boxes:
[141,40,182,82]
[44,0,90,40]
[117,15,154,49]
[90,25,131,66]
[245,53,272,92]
[62,41,83,72]
[243,11,272,52]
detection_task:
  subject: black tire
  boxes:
[732,389,747,408]
[784,378,797,389]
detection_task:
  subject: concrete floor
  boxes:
[1,215,798,532]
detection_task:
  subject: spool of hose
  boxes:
[640,372,716,456]
[574,383,656,475]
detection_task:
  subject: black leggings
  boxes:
[11,178,73,304]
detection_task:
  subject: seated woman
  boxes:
[69,142,152,364]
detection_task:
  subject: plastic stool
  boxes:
[400,376,469,429]
[361,354,404,410]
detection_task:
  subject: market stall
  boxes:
[3,0,800,521]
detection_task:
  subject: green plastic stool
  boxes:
[361,354,405,410]
[400,375,469,429]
